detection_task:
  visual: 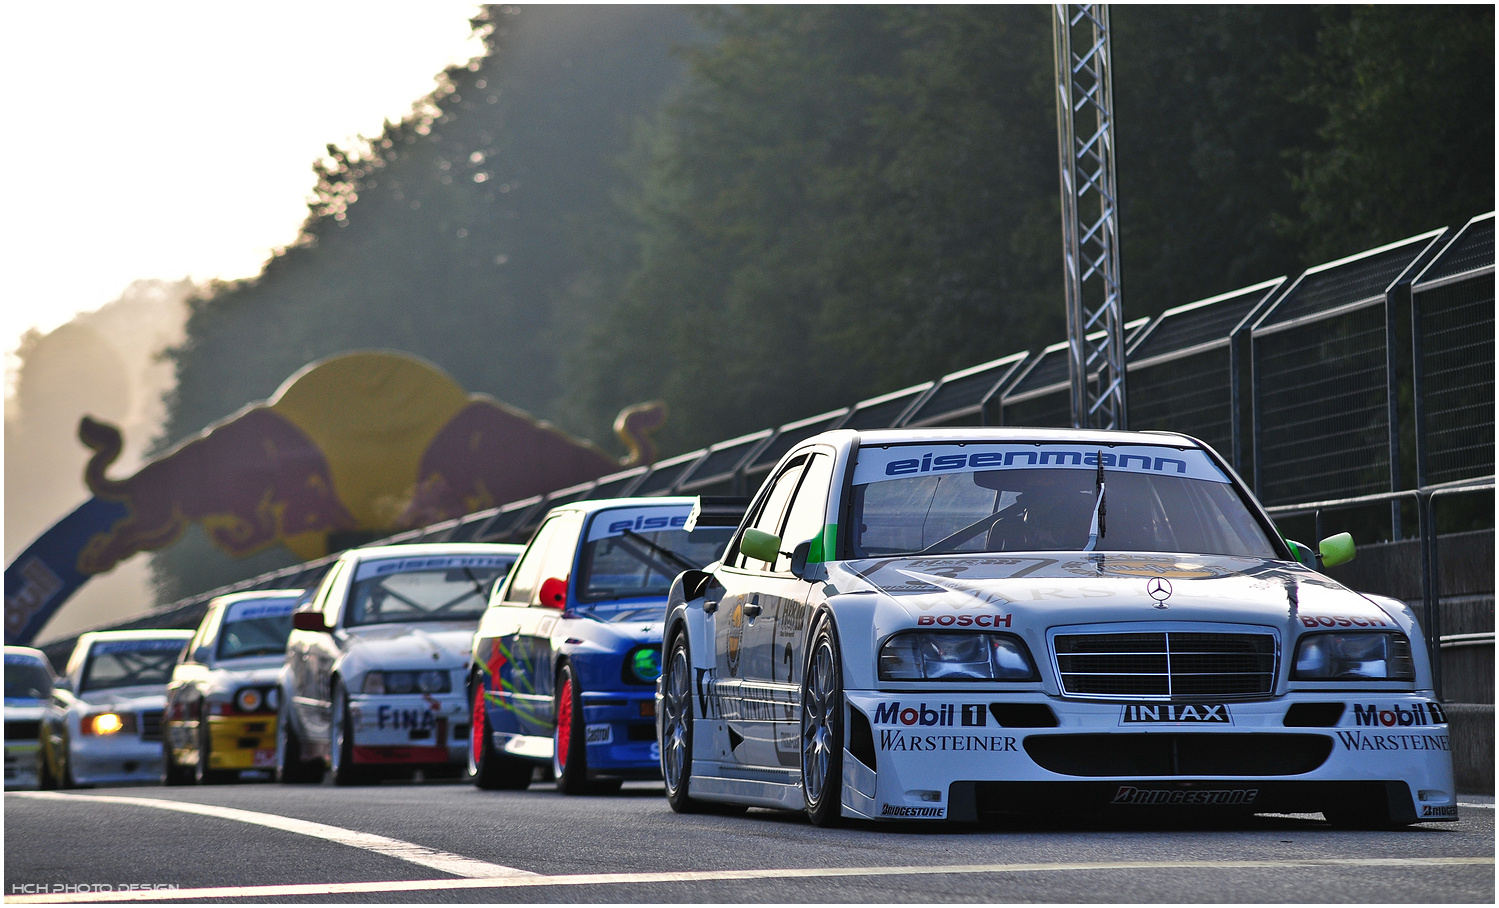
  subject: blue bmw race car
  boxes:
[469,496,744,793]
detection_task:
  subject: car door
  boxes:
[288,558,350,746]
[712,454,808,768]
[513,511,583,739]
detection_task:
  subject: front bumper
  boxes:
[841,691,1458,823]
[5,740,41,789]
[578,690,660,777]
[206,715,278,771]
[69,733,164,786]
[347,693,469,765]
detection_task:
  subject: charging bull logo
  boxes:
[72,351,666,571]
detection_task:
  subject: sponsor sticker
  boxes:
[1349,702,1446,727]
[375,705,436,731]
[224,598,297,622]
[1111,785,1258,806]
[915,612,1012,627]
[853,444,1227,487]
[355,554,515,582]
[881,804,946,819]
[1120,703,1230,724]
[1421,804,1458,818]
[586,506,693,542]
[585,723,613,744]
[878,729,1017,753]
[92,638,186,655]
[1335,731,1450,752]
[873,701,989,728]
[1298,614,1390,628]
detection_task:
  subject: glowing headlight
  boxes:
[363,671,451,695]
[83,712,134,735]
[624,646,662,684]
[879,632,1037,681]
[234,687,263,712]
[1292,632,1415,681]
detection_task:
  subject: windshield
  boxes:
[80,639,185,693]
[5,659,52,699]
[578,506,737,603]
[216,597,297,660]
[346,554,515,626]
[847,442,1277,559]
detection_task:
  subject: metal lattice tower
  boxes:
[1053,4,1127,429]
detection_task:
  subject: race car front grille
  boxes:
[5,720,41,740]
[138,710,164,741]
[1053,631,1277,699]
[1024,733,1333,776]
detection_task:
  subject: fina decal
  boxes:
[1120,703,1230,724]
[880,804,946,819]
[1112,786,1258,806]
[1335,731,1450,752]
[1350,702,1446,727]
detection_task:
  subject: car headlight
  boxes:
[83,712,136,735]
[623,646,662,685]
[879,632,1037,681]
[1291,632,1415,681]
[234,687,263,713]
[362,670,451,695]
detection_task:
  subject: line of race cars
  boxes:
[6,428,1459,829]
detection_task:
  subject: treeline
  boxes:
[152,4,1492,601]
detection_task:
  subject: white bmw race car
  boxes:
[658,428,1456,827]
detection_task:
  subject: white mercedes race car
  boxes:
[658,428,1456,827]
[278,543,522,785]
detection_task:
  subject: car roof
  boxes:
[814,427,1206,448]
[549,496,702,515]
[206,589,308,609]
[4,645,52,664]
[76,629,195,645]
[345,541,526,561]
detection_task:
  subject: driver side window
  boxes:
[735,455,807,571]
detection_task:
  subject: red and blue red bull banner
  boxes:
[5,351,659,645]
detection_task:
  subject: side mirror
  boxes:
[740,528,781,564]
[292,611,330,633]
[538,576,568,609]
[1285,539,1317,570]
[789,540,813,578]
[1319,532,1355,568]
[53,677,72,693]
[192,646,213,664]
[681,569,714,601]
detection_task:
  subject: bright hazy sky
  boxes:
[1,1,486,360]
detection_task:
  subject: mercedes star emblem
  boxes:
[1147,577,1173,608]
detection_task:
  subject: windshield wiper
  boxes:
[1084,452,1106,552]
[620,529,702,573]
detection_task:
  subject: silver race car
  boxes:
[278,543,522,785]
[659,428,1456,827]
[40,629,194,788]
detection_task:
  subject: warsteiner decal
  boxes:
[878,730,1017,752]
[1336,731,1450,752]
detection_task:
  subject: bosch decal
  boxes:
[1298,614,1390,628]
[915,613,1012,628]
[1120,703,1230,724]
[1111,786,1258,806]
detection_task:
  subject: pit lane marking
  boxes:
[6,856,1490,903]
[14,792,533,880]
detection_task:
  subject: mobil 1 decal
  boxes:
[851,443,1228,487]
[1348,701,1446,727]
[1120,702,1231,724]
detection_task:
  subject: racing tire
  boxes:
[469,680,532,791]
[162,738,193,786]
[37,741,59,790]
[800,615,845,827]
[56,734,80,789]
[194,713,234,785]
[275,701,324,784]
[553,663,590,795]
[661,631,703,812]
[330,683,373,786]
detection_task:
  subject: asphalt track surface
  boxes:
[5,779,1493,904]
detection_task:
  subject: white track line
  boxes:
[5,857,1491,903]
[14,791,532,880]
